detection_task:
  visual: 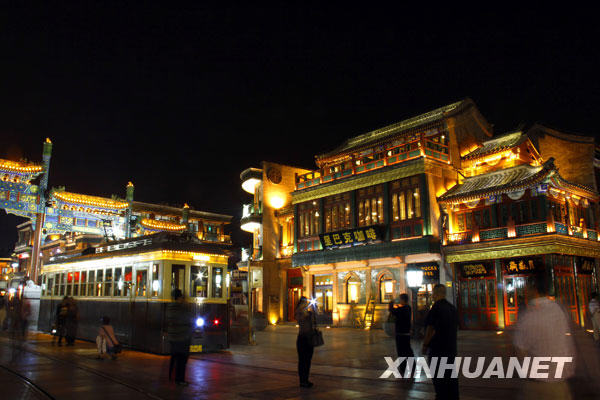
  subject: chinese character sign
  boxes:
[503,258,541,274]
[319,225,383,250]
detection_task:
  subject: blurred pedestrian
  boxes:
[65,297,79,346]
[295,296,316,388]
[589,292,600,343]
[0,292,6,331]
[54,297,69,346]
[513,274,575,399]
[96,316,120,360]
[166,289,192,386]
[422,284,459,400]
[389,293,414,377]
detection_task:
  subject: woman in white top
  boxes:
[96,316,120,360]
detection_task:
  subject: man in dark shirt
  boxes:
[422,284,459,400]
[388,293,414,376]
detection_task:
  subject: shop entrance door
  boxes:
[458,278,498,329]
[287,287,302,321]
[503,276,533,326]
[555,273,579,325]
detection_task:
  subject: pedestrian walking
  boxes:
[295,296,316,388]
[422,284,459,400]
[389,293,414,377]
[54,297,69,346]
[96,316,120,360]
[589,292,600,343]
[513,274,575,399]
[65,297,79,346]
[166,289,192,386]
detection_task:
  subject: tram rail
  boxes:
[0,336,165,400]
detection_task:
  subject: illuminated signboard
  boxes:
[459,262,494,278]
[577,257,595,274]
[408,262,440,283]
[319,225,383,250]
[503,257,542,274]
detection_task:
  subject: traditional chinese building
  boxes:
[239,162,311,324]
[4,140,232,284]
[440,128,600,330]
[290,99,492,327]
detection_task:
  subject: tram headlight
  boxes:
[196,317,205,328]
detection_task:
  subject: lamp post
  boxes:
[406,269,423,338]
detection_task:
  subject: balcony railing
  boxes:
[198,232,231,243]
[444,221,600,245]
[295,136,449,190]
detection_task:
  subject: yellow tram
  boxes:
[38,232,231,354]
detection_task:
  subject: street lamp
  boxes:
[406,268,423,338]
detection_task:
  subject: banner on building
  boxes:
[319,225,383,250]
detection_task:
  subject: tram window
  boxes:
[96,270,103,296]
[53,273,60,295]
[47,277,53,296]
[152,264,159,297]
[73,271,80,296]
[104,268,113,296]
[114,267,123,296]
[124,267,132,297]
[80,271,87,296]
[171,264,185,294]
[212,267,223,298]
[66,272,73,296]
[59,273,66,296]
[190,266,208,297]
[88,270,95,296]
[136,268,148,297]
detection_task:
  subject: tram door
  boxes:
[131,266,149,349]
[171,265,186,293]
[503,276,533,326]
[554,273,579,324]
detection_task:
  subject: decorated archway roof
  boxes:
[140,218,186,232]
[0,158,44,174]
[461,131,528,160]
[52,191,129,209]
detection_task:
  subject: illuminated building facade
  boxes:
[441,127,600,330]
[239,162,311,324]
[291,99,492,327]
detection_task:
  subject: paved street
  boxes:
[1,325,599,399]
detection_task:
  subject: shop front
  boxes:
[457,261,498,329]
[313,274,333,324]
[407,262,440,328]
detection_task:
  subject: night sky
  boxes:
[1,5,599,255]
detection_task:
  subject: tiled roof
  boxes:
[316,99,469,162]
[438,159,555,203]
[462,131,526,160]
[132,201,232,222]
[0,158,43,174]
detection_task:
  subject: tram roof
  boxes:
[45,232,230,265]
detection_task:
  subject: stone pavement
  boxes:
[0,325,599,399]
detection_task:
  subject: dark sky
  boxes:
[1,5,599,254]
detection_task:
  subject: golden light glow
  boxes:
[45,137,52,143]
[140,218,186,232]
[241,221,261,233]
[269,317,278,325]
[0,159,44,173]
[53,191,129,209]
[269,195,285,209]
[127,181,134,187]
